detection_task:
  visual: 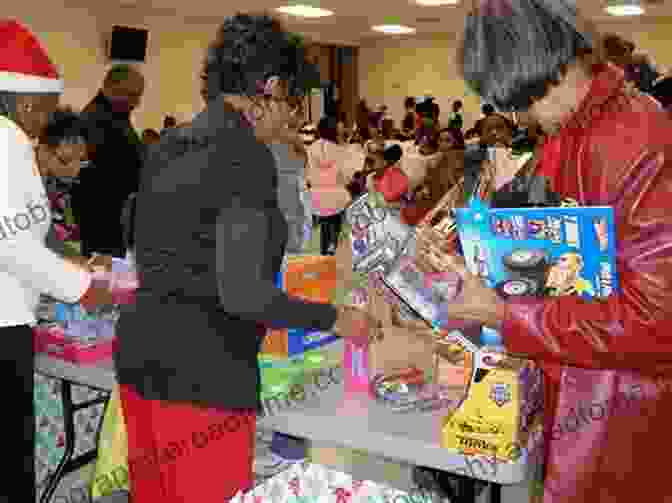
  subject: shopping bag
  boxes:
[91,385,129,499]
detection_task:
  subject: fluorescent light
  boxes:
[275,5,334,17]
[604,3,644,16]
[415,0,459,5]
[372,24,416,34]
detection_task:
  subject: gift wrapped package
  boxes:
[262,255,339,356]
[441,351,543,461]
[231,462,422,503]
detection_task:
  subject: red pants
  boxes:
[119,384,256,503]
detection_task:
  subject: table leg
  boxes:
[39,380,108,503]
[456,476,476,503]
[490,483,501,503]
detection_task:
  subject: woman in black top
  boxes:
[114,14,376,503]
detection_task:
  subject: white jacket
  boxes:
[0,116,90,327]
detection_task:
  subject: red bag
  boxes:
[374,165,410,202]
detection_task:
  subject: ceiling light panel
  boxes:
[415,0,459,5]
[276,5,334,17]
[604,1,645,16]
[371,24,417,34]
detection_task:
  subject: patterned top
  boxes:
[44,175,80,244]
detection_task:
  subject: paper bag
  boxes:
[366,280,394,327]
[369,327,435,377]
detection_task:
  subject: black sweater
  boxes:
[114,97,338,411]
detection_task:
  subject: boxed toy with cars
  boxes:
[454,198,619,300]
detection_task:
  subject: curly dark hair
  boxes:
[39,108,87,148]
[202,13,320,101]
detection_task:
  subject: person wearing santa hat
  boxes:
[0,19,114,500]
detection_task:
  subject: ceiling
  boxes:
[107,0,672,46]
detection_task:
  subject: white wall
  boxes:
[359,20,672,131]
[6,1,218,131]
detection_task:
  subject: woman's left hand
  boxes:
[432,255,508,329]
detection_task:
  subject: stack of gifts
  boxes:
[260,254,342,407]
[33,258,138,364]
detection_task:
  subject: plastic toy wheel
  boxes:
[502,249,548,271]
[495,278,540,298]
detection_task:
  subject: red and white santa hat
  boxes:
[0,20,63,94]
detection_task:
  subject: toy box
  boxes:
[344,192,412,275]
[441,350,543,461]
[262,255,339,356]
[454,199,619,300]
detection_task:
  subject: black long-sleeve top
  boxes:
[114,96,337,411]
[75,92,144,257]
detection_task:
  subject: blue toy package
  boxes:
[454,198,620,301]
[455,199,619,349]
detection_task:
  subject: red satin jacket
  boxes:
[502,65,672,502]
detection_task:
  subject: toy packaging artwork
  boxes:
[454,198,619,300]
[345,192,413,275]
[380,186,466,330]
[383,248,462,328]
[262,255,339,356]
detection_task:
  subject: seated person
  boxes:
[464,103,495,140]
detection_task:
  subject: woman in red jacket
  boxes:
[424,1,672,502]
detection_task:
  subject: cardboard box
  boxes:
[262,255,339,356]
[441,352,543,462]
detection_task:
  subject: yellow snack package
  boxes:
[441,351,543,462]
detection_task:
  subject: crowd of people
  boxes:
[3,0,672,501]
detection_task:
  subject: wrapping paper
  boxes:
[231,462,427,503]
